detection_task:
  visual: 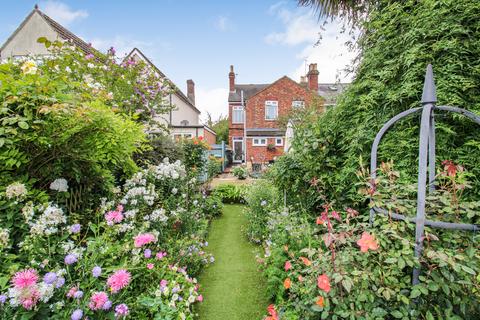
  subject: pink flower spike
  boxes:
[107,270,131,293]
[12,269,38,289]
[357,232,379,253]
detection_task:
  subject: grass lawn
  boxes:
[196,204,269,320]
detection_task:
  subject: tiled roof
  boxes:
[318,83,349,105]
[228,84,269,102]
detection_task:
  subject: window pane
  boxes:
[232,107,244,123]
[265,101,278,120]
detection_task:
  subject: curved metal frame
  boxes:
[369,65,480,286]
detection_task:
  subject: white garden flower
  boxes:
[65,66,72,73]
[0,228,10,247]
[29,204,67,236]
[21,202,35,222]
[5,182,27,199]
[21,60,37,75]
[49,178,68,192]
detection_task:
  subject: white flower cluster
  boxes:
[49,178,68,192]
[0,228,10,247]
[22,202,35,222]
[121,185,157,206]
[148,158,186,180]
[5,182,27,199]
[144,208,168,223]
[29,204,67,236]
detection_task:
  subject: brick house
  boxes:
[227,64,319,164]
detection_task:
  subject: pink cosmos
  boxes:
[147,263,154,270]
[160,279,168,288]
[107,270,131,293]
[284,261,292,271]
[105,210,123,225]
[89,291,109,310]
[12,269,38,289]
[134,233,156,247]
[155,251,167,260]
[197,295,203,302]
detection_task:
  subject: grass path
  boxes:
[197,204,269,320]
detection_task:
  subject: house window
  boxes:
[173,133,192,141]
[292,100,305,108]
[275,138,283,146]
[265,101,278,120]
[232,106,244,123]
[252,138,267,146]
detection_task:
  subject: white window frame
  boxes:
[265,100,278,120]
[292,100,305,108]
[232,106,244,124]
[275,138,283,146]
[252,137,267,146]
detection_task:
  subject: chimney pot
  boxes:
[187,79,195,105]
[229,65,236,92]
[307,63,319,91]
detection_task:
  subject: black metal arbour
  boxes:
[369,65,479,285]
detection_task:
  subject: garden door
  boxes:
[232,138,244,163]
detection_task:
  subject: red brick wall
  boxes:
[246,137,284,163]
[203,129,216,145]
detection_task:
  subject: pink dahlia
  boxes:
[12,269,38,289]
[105,210,124,225]
[89,291,109,310]
[133,233,156,247]
[107,270,131,293]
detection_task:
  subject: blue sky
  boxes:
[1,1,355,119]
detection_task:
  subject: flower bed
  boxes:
[0,159,222,319]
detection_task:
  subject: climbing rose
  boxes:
[283,278,291,289]
[317,274,331,293]
[266,304,279,320]
[357,232,379,253]
[12,269,38,288]
[316,296,325,307]
[107,270,131,293]
[284,260,292,271]
[300,257,312,266]
[134,233,157,247]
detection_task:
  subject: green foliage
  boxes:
[278,0,480,211]
[181,137,209,176]
[232,166,248,180]
[206,157,222,180]
[134,133,184,167]
[211,115,229,144]
[211,184,246,204]
[244,180,281,243]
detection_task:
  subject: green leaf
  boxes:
[410,288,421,298]
[18,121,29,129]
[461,265,476,275]
[384,257,397,264]
[390,310,403,318]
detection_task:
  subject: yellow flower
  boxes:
[21,60,38,75]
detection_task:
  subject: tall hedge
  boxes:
[276,0,480,209]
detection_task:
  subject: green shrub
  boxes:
[134,133,184,167]
[206,157,222,180]
[211,184,246,204]
[244,180,281,243]
[232,166,248,180]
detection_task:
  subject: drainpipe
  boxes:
[241,90,247,164]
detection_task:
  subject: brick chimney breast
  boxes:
[307,63,319,91]
[229,65,235,92]
[187,79,195,105]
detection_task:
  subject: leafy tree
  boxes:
[206,112,229,144]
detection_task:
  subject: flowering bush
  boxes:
[256,162,480,319]
[0,158,216,319]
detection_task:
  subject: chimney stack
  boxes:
[229,65,235,92]
[187,79,195,105]
[307,63,319,91]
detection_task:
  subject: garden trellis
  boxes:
[369,64,479,285]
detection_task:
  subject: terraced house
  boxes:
[228,63,347,164]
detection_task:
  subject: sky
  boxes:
[0,0,356,121]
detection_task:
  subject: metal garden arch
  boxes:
[369,64,479,285]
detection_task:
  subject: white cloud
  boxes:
[266,4,357,83]
[195,86,229,122]
[214,15,234,32]
[41,1,88,26]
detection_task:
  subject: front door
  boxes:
[232,138,244,163]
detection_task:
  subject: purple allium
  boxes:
[71,309,83,320]
[43,272,57,284]
[102,300,112,310]
[55,276,65,288]
[70,224,81,234]
[92,266,102,278]
[144,249,152,258]
[0,294,6,304]
[115,303,129,318]
[74,290,84,299]
[64,253,78,265]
